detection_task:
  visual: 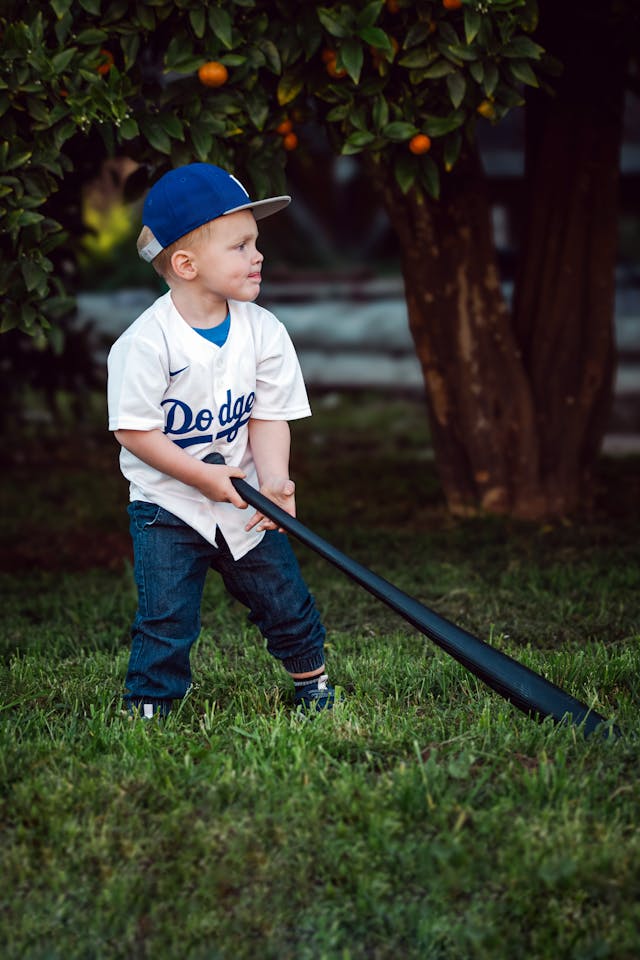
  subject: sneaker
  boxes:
[294,674,336,713]
[125,698,172,719]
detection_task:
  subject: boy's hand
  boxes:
[199,463,248,510]
[245,476,296,532]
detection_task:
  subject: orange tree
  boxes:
[1,0,636,518]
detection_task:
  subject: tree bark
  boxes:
[366,2,628,520]
[367,147,544,518]
[512,0,627,514]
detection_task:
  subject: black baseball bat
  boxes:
[204,453,620,738]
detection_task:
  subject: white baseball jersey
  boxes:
[107,291,311,559]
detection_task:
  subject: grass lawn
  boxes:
[1,391,639,959]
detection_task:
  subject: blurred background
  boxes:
[68,90,640,453]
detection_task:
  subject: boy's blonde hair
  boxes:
[136,221,214,281]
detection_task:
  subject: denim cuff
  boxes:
[282,651,326,675]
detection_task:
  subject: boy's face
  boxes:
[184,209,264,303]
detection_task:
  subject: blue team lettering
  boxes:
[217,389,255,442]
[161,390,255,448]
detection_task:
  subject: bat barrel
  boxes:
[203,453,620,738]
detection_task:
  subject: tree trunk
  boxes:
[512,0,627,514]
[368,147,547,518]
[366,2,628,521]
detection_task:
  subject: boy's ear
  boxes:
[171,249,198,280]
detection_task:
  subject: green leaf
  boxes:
[51,0,72,18]
[21,260,48,294]
[198,111,226,135]
[160,113,185,140]
[443,131,462,170]
[26,97,50,124]
[120,33,140,69]
[356,2,384,30]
[135,3,155,32]
[208,7,233,49]
[444,43,478,63]
[501,36,544,59]
[5,150,33,171]
[165,34,195,71]
[140,120,172,154]
[469,61,484,84]
[119,117,139,140]
[382,121,419,141]
[464,8,482,45]
[51,48,77,72]
[398,50,436,69]
[498,87,525,107]
[189,8,206,40]
[508,59,539,87]
[79,0,101,13]
[447,72,466,109]
[403,22,431,49]
[349,106,368,132]
[325,104,350,122]
[257,39,281,74]
[421,60,456,79]
[359,26,392,53]
[394,154,417,195]
[317,7,352,38]
[17,211,45,226]
[0,314,20,333]
[423,111,465,137]
[483,62,499,97]
[372,95,389,130]
[246,92,269,131]
[76,28,109,44]
[277,73,303,106]
[190,126,214,162]
[340,39,364,84]
[104,0,128,19]
[219,54,247,67]
[419,155,440,200]
[342,130,376,154]
[247,46,267,70]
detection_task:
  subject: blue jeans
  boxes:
[124,501,326,707]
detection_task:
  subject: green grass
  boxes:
[1,392,639,959]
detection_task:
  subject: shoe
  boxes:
[125,698,172,719]
[294,674,336,713]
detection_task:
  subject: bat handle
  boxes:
[203,450,262,507]
[203,450,250,499]
[203,452,226,467]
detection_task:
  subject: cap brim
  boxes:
[223,196,291,221]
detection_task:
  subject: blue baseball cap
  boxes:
[139,163,291,262]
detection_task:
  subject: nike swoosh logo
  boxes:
[169,365,190,377]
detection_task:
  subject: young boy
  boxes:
[107,162,335,718]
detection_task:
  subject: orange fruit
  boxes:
[197,61,229,88]
[408,133,432,155]
[276,119,293,135]
[326,59,347,78]
[282,132,298,151]
[97,49,114,75]
[443,0,463,8]
[386,0,400,11]
[477,99,496,119]
[321,48,337,64]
